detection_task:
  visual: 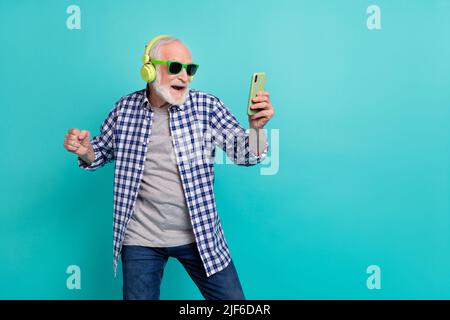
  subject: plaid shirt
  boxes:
[78,88,268,277]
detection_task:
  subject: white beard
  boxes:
[151,75,188,106]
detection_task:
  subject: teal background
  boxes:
[0,0,449,299]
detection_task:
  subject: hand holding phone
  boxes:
[247,72,266,116]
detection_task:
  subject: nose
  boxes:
[177,68,189,83]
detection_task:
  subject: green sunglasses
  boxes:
[151,59,199,77]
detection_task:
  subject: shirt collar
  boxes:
[141,85,187,112]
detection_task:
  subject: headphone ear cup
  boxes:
[140,63,157,83]
[140,35,171,83]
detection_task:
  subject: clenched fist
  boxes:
[64,128,95,164]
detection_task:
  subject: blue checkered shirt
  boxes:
[78,88,268,277]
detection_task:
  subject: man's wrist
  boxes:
[248,127,267,156]
[80,146,95,164]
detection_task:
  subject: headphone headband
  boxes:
[143,34,171,62]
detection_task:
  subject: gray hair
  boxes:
[149,36,184,59]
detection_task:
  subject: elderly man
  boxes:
[63,35,274,300]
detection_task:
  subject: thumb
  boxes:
[78,130,90,142]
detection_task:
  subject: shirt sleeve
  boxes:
[77,102,120,171]
[209,97,268,166]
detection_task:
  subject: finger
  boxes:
[68,136,80,144]
[256,91,270,97]
[68,134,80,141]
[69,128,80,135]
[250,102,269,110]
[67,139,80,148]
[252,96,268,103]
[66,133,79,141]
[250,110,269,120]
[66,133,78,140]
[64,139,79,150]
[65,144,79,152]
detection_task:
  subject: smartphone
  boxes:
[247,72,266,116]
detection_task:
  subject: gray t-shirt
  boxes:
[123,104,196,247]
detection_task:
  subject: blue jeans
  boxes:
[121,242,246,300]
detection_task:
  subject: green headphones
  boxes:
[140,34,171,83]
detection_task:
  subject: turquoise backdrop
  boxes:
[0,0,449,299]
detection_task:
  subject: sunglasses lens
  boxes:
[168,62,182,74]
[186,64,198,76]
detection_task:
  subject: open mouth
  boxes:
[171,85,186,92]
